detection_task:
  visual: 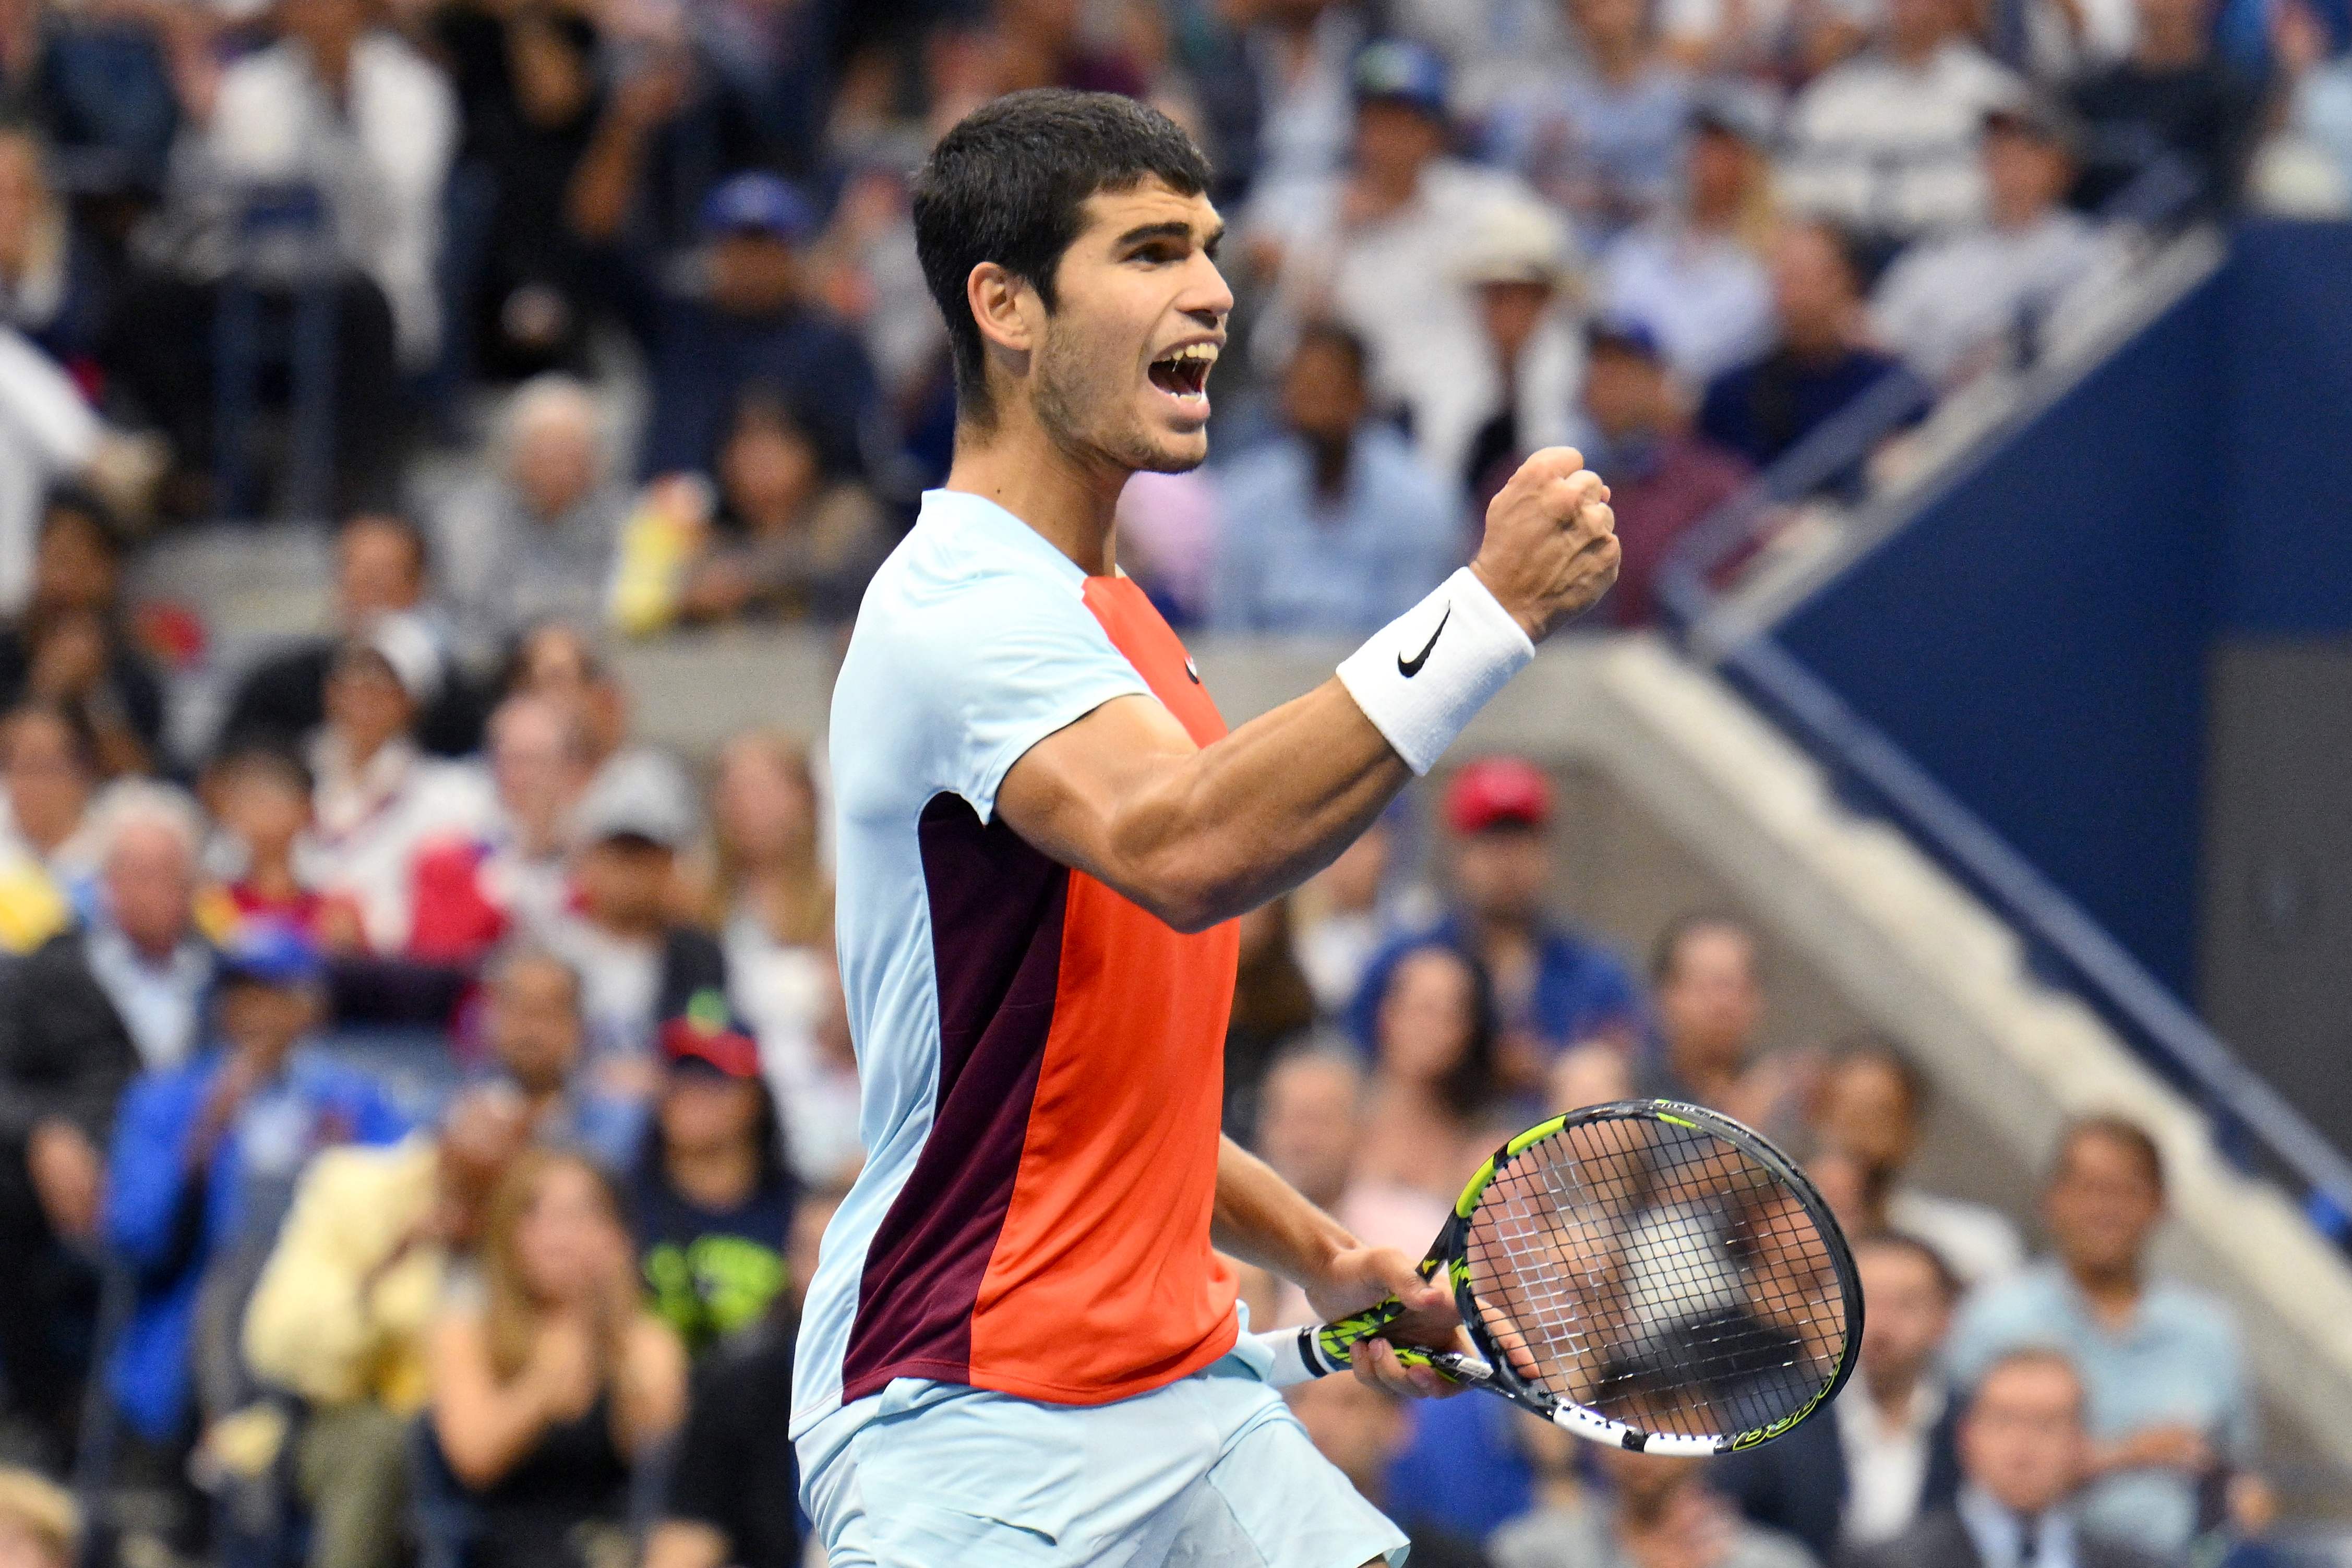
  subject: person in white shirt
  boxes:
[1779,0,2026,247]
[1873,100,2111,386]
[300,631,494,952]
[199,0,459,368]
[1810,1039,2025,1290]
[1244,39,1552,487]
[1599,99,1776,385]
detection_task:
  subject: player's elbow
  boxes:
[1124,852,1247,934]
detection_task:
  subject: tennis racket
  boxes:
[1252,1098,1859,1456]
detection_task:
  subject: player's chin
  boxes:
[1130,425,1210,475]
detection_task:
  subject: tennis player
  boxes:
[793,88,1621,1566]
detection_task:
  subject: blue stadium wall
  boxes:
[1774,222,2352,1145]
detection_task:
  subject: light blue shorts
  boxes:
[797,1337,1409,1568]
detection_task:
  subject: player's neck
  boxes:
[946,416,1128,578]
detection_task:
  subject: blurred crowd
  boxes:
[0,0,2333,1563]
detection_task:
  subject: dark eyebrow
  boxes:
[1115,220,1199,249]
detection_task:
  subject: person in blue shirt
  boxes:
[640,174,882,487]
[1944,1116,2264,1560]
[1350,756,1644,1096]
[1208,321,1466,635]
[102,923,407,1450]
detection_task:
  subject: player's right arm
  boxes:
[997,449,1619,933]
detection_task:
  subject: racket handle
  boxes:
[1252,1326,1328,1389]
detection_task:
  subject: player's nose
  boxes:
[1180,254,1234,324]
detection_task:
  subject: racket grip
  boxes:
[1252,1327,1328,1389]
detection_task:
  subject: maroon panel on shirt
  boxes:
[839,792,1067,1401]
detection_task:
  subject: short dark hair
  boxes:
[913,88,1213,429]
[2052,1114,2165,1193]
[1825,1033,1931,1120]
[1648,910,1759,986]
[1857,1230,1961,1302]
[1289,319,1369,389]
[211,742,314,799]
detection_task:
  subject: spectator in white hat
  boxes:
[1456,198,1595,507]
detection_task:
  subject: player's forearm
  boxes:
[1211,1135,1359,1288]
[1108,682,1409,930]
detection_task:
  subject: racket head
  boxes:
[1442,1099,1861,1455]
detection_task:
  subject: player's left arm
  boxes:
[1212,1133,1466,1397]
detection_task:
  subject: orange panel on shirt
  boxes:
[964,576,1243,1402]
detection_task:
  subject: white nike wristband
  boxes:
[1337,568,1535,776]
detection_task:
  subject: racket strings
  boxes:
[1462,1114,1849,1441]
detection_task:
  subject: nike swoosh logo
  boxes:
[1184,655,1201,684]
[1398,605,1450,677]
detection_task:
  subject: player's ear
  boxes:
[967,262,1039,365]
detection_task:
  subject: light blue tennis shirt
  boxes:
[1943,1261,2253,1555]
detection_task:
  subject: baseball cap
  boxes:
[218,920,326,990]
[1352,40,1449,120]
[571,751,697,851]
[661,990,761,1079]
[1459,200,1575,291]
[1982,94,2082,155]
[1586,314,1665,361]
[699,173,819,244]
[1445,756,1554,834]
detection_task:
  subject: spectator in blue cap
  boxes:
[1577,316,1751,626]
[102,921,407,1458]
[640,172,882,490]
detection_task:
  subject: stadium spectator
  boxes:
[426,1149,687,1568]
[633,1008,792,1359]
[1577,318,1753,626]
[1295,816,1436,1017]
[432,0,608,383]
[1698,221,1931,494]
[1946,1117,2259,1557]
[0,1468,77,1568]
[1353,758,1644,1081]
[0,702,96,950]
[1254,1045,1451,1324]
[1873,102,2110,386]
[1490,1404,1815,1568]
[1811,1040,2025,1288]
[1715,1233,1964,1560]
[1359,943,1505,1201]
[199,745,357,949]
[102,925,406,1454]
[0,335,149,621]
[1292,1373,1495,1567]
[0,127,104,369]
[503,622,680,811]
[659,391,890,629]
[242,1088,531,1568]
[1245,40,1546,484]
[1485,0,1693,242]
[301,635,497,953]
[407,694,593,965]
[1597,97,1774,387]
[1645,912,1808,1142]
[1458,200,1594,507]
[1551,1039,1638,1111]
[1226,896,1321,1132]
[0,768,189,1466]
[435,377,629,663]
[1208,321,1462,634]
[641,172,881,486]
[219,514,477,760]
[2286,4,2352,197]
[1845,1348,2171,1568]
[0,492,166,776]
[643,1274,801,1568]
[1778,0,2024,250]
[547,752,725,1072]
[2068,0,2264,215]
[478,946,639,1171]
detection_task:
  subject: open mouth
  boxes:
[1148,343,1217,403]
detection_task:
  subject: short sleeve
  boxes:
[906,570,1150,821]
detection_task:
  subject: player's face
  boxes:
[1031,179,1231,475]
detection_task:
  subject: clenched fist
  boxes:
[1469,447,1620,642]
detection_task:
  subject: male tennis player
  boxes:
[793,88,1621,1566]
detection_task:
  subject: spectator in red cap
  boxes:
[629,995,794,1361]
[1349,757,1643,1093]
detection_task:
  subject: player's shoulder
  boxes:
[850,488,1097,645]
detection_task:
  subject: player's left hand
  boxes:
[1304,1245,1473,1400]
